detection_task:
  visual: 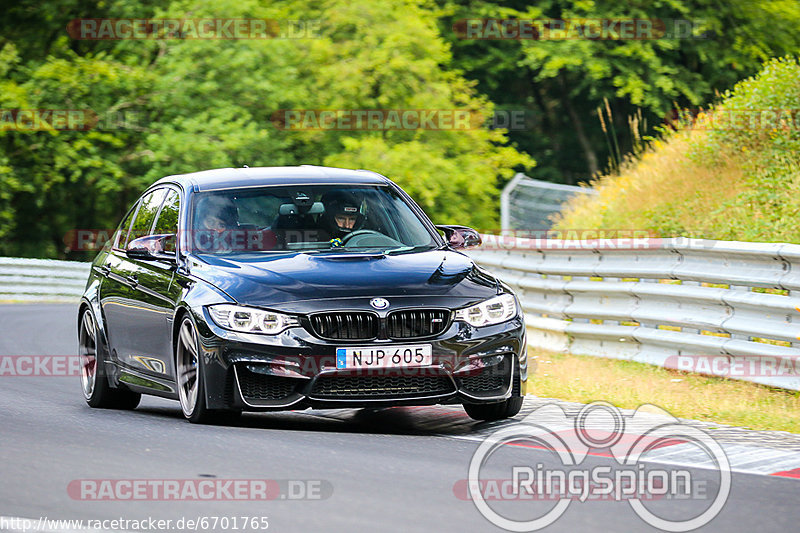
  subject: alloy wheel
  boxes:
[79,309,97,400]
[177,317,200,417]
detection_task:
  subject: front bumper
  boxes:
[192,307,526,411]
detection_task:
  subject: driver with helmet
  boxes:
[320,190,366,242]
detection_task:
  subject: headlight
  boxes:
[455,294,518,327]
[207,304,299,334]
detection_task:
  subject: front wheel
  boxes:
[463,359,523,421]
[463,396,523,422]
[79,308,140,410]
[176,315,240,424]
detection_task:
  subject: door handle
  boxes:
[98,266,110,277]
[125,274,139,287]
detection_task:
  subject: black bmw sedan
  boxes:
[78,166,527,423]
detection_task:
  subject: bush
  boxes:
[554,57,800,243]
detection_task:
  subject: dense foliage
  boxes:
[439,0,800,183]
[2,0,799,257]
[0,0,533,258]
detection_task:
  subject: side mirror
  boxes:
[436,225,482,250]
[126,234,177,262]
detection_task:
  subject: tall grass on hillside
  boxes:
[553,57,800,243]
[597,100,649,176]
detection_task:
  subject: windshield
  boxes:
[189,184,438,255]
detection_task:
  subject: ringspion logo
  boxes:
[464,401,730,531]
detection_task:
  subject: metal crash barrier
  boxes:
[469,235,800,390]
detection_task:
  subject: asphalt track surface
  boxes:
[1,304,799,532]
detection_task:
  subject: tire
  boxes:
[176,315,240,424]
[463,358,523,422]
[79,308,141,410]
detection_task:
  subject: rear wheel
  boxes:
[176,315,240,424]
[79,308,141,410]
[463,359,523,421]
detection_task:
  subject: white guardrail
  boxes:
[5,237,800,390]
[0,257,90,303]
[469,236,800,391]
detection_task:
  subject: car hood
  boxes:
[188,249,499,309]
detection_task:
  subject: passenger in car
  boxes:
[194,195,240,253]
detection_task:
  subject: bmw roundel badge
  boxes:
[370,298,390,310]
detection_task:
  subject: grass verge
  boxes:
[528,349,800,434]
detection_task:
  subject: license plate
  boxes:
[336,344,432,369]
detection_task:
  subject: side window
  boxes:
[112,204,137,250]
[153,189,181,253]
[125,188,168,248]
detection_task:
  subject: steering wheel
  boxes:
[340,230,402,248]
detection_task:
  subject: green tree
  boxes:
[0,0,533,258]
[438,0,800,181]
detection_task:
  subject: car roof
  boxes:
[152,165,391,192]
